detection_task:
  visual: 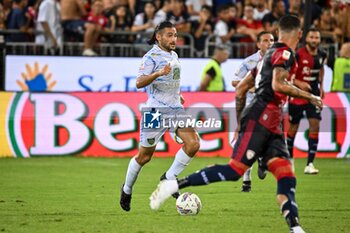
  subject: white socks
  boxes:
[243,167,252,182]
[165,148,193,180]
[123,157,142,194]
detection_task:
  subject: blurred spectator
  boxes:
[35,0,63,54]
[87,0,108,29]
[213,0,242,18]
[87,0,109,43]
[6,0,31,42]
[61,0,101,56]
[108,5,133,43]
[262,0,285,35]
[191,4,213,55]
[331,42,350,92]
[1,0,12,20]
[330,0,350,37]
[166,0,191,44]
[130,0,159,16]
[131,2,156,33]
[200,45,229,91]
[313,8,342,43]
[340,4,350,42]
[102,0,118,17]
[154,0,171,25]
[186,0,213,20]
[237,4,263,42]
[252,0,269,21]
[288,0,302,16]
[214,4,236,45]
[0,3,6,29]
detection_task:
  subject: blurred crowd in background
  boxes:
[0,0,349,56]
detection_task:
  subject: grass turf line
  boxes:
[0,157,349,233]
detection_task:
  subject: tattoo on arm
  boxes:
[236,95,246,123]
[273,67,310,100]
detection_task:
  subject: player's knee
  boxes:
[135,154,152,165]
[277,177,296,196]
[184,139,200,156]
[268,158,295,181]
[228,159,248,179]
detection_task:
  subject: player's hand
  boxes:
[158,63,171,76]
[180,94,185,104]
[310,94,323,110]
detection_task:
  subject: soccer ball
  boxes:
[176,192,201,215]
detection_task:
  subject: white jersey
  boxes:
[138,45,182,109]
[233,50,263,105]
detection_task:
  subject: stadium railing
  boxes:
[0,29,195,58]
[204,34,257,58]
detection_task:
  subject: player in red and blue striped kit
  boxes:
[287,28,327,174]
[150,15,323,233]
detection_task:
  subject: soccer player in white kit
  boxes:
[120,21,200,211]
[232,31,274,192]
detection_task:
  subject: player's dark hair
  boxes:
[147,21,175,45]
[257,31,273,42]
[306,27,321,36]
[278,14,301,33]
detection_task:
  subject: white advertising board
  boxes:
[5,55,333,92]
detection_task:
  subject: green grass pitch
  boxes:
[0,157,349,233]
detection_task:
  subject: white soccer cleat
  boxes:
[149,180,179,210]
[304,163,319,174]
[290,226,306,233]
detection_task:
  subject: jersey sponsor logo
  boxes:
[302,59,309,64]
[303,76,317,81]
[150,53,160,57]
[173,67,180,80]
[246,149,255,160]
[282,50,291,60]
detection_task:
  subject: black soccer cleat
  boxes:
[257,165,267,180]
[160,173,180,199]
[120,184,132,212]
[257,158,268,180]
[241,180,251,192]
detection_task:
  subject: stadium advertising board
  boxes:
[5,56,333,92]
[0,92,349,158]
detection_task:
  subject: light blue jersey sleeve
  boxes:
[232,52,260,82]
[138,55,156,77]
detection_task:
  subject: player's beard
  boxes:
[160,40,176,52]
[306,41,319,50]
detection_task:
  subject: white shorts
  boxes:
[139,107,193,147]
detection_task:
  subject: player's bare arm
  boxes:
[272,67,323,109]
[235,73,255,124]
[180,94,185,104]
[293,79,311,92]
[319,66,325,99]
[136,63,171,88]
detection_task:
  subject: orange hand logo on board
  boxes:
[16,62,57,91]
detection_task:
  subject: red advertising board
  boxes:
[1,92,349,158]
